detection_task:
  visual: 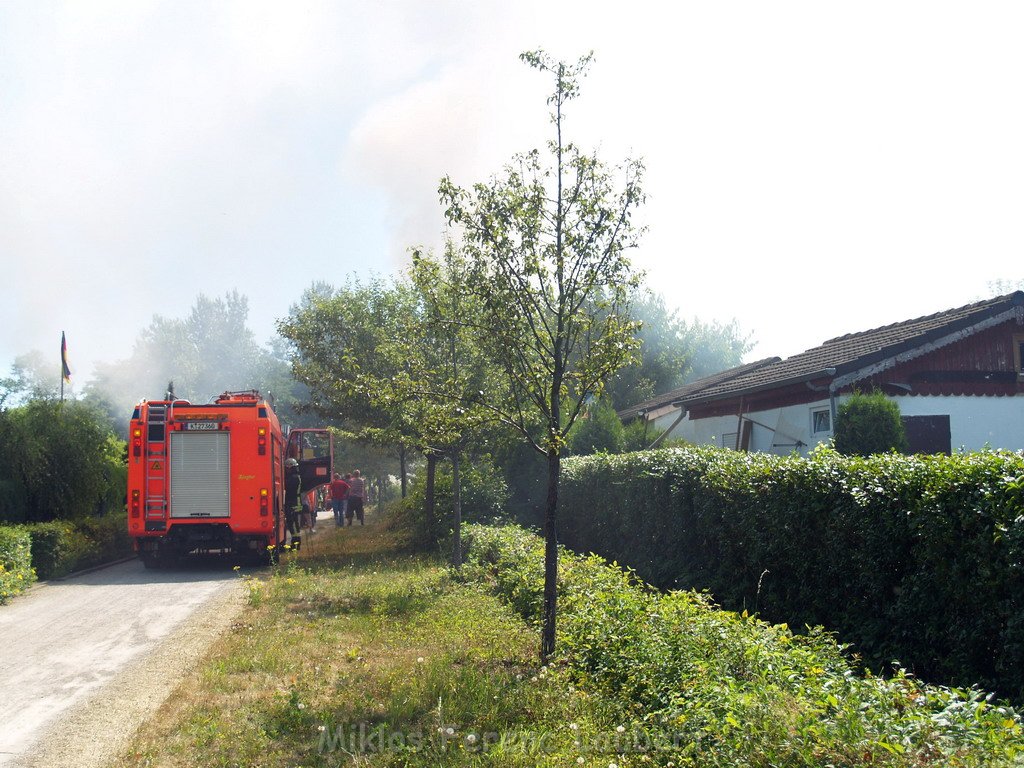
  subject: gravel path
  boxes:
[0,558,249,768]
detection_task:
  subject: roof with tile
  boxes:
[680,291,1024,406]
[617,357,781,420]
[619,292,1024,419]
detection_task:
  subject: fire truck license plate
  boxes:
[185,421,219,430]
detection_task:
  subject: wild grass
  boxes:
[114,521,631,767]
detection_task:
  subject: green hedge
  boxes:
[0,526,35,603]
[556,445,1024,700]
[462,523,1024,767]
[22,515,133,580]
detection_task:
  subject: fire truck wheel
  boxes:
[141,552,162,570]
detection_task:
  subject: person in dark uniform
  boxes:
[284,457,302,550]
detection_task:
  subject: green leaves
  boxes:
[834,390,909,456]
[464,522,1024,766]
[0,400,126,523]
[438,51,645,457]
[556,445,1024,701]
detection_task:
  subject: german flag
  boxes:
[61,331,71,383]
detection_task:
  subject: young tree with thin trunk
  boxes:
[381,242,498,567]
[439,50,645,658]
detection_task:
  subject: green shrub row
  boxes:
[0,526,35,603]
[462,522,1024,767]
[1,514,133,584]
[555,445,1024,700]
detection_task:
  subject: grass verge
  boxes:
[113,521,629,767]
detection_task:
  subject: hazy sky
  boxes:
[4,2,1024,389]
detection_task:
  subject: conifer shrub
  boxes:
[834,390,908,456]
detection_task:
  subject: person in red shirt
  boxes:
[328,472,350,527]
[347,469,366,526]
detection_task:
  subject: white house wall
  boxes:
[652,400,832,456]
[895,395,1024,452]
[650,393,1024,455]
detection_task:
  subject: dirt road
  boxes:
[0,557,249,768]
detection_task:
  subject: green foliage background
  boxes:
[387,459,510,549]
[555,445,1024,700]
[0,399,126,523]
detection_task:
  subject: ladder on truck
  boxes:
[143,403,169,529]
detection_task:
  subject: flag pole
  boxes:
[60,331,70,403]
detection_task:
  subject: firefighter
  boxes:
[284,457,302,550]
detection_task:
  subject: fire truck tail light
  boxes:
[260,488,269,516]
[131,489,140,517]
[258,427,267,455]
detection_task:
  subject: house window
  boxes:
[811,408,831,434]
[721,432,737,449]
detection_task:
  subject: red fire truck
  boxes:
[126,391,332,567]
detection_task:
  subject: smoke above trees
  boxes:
[77,291,303,436]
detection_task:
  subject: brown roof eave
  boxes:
[681,368,839,408]
[683,298,1024,408]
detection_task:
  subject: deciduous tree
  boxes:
[277,276,420,492]
[439,50,645,657]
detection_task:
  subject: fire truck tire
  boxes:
[141,547,179,569]
[140,552,162,569]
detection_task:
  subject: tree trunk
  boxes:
[451,450,463,568]
[399,445,408,498]
[424,452,436,541]
[541,449,560,660]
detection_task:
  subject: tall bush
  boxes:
[834,390,908,456]
[386,459,510,549]
[566,400,624,456]
[0,399,126,523]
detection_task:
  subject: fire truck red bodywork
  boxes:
[126,391,331,566]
